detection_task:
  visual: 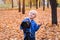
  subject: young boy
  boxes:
[20,10,43,40]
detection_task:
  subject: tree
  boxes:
[19,0,21,12]
[39,0,40,8]
[43,0,45,11]
[50,0,57,25]
[47,0,49,8]
[2,0,5,4]
[22,0,25,14]
[12,0,13,8]
[30,0,32,8]
[36,0,38,9]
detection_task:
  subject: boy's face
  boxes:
[29,13,36,19]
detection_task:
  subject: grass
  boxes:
[0,4,12,9]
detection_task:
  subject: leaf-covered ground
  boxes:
[0,8,60,40]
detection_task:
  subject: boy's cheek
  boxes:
[34,16,36,18]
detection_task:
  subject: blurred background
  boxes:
[0,0,60,9]
[0,0,60,40]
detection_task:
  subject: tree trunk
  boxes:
[12,0,13,8]
[39,0,40,8]
[30,0,32,8]
[2,0,6,4]
[36,0,38,9]
[19,0,21,12]
[43,0,45,11]
[22,0,25,14]
[47,0,49,8]
[50,0,57,25]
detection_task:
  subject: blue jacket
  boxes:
[20,17,40,38]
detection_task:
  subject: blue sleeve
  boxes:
[34,23,41,31]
